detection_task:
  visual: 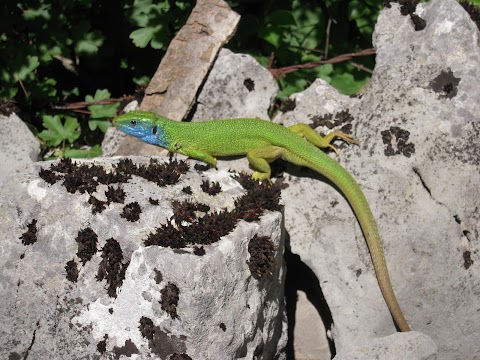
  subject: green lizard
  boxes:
[113,110,411,332]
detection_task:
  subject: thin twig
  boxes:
[267,52,275,69]
[324,18,333,59]
[269,48,376,78]
[51,95,135,110]
[288,44,325,55]
[350,61,374,74]
[19,80,29,98]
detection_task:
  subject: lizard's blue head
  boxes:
[113,110,168,147]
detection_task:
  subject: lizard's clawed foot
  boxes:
[326,131,359,155]
[252,171,272,183]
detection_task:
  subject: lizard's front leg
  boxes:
[288,124,358,155]
[247,146,286,182]
[178,147,217,167]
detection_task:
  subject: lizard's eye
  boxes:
[152,126,158,135]
[130,120,137,126]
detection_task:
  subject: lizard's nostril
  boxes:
[130,120,137,126]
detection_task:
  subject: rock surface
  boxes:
[0,157,286,359]
[193,48,279,121]
[1,0,478,359]
[333,331,438,360]
[274,0,478,358]
[0,113,40,183]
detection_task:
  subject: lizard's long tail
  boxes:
[291,150,411,332]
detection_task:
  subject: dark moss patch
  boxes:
[20,219,38,245]
[410,13,426,30]
[145,173,283,249]
[8,352,21,360]
[133,158,189,187]
[277,98,296,113]
[182,186,192,195]
[381,126,415,158]
[160,282,180,319]
[154,269,163,284]
[310,110,354,131]
[106,186,126,204]
[88,196,107,214]
[121,202,142,222]
[463,251,473,269]
[172,200,210,223]
[234,173,284,222]
[139,317,188,358]
[39,158,189,213]
[247,235,275,280]
[430,70,461,99]
[75,228,98,265]
[112,339,139,358]
[193,246,205,256]
[201,180,222,196]
[194,163,210,171]
[65,260,79,282]
[243,78,255,91]
[97,238,129,298]
[139,316,155,340]
[96,335,108,353]
[309,110,354,150]
[38,168,62,185]
[149,198,160,205]
[170,354,192,360]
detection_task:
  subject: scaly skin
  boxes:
[114,110,411,332]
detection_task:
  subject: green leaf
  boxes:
[88,119,111,133]
[65,145,103,159]
[31,77,57,98]
[330,72,368,95]
[129,0,154,27]
[174,1,189,10]
[259,10,296,49]
[277,76,309,100]
[38,115,80,146]
[13,56,40,81]
[264,10,296,27]
[133,75,151,86]
[22,4,51,20]
[85,89,111,102]
[88,102,119,119]
[86,89,119,119]
[75,31,104,55]
[38,44,62,62]
[130,26,159,48]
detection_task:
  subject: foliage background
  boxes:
[1,0,478,157]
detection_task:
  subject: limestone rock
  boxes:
[0,157,286,359]
[0,113,40,183]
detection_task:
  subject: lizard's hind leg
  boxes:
[288,124,358,155]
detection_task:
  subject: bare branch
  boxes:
[269,48,376,78]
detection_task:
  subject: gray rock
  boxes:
[0,157,286,359]
[193,48,279,121]
[333,331,437,360]
[275,0,479,358]
[0,113,40,183]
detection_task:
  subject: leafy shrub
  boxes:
[9,0,468,157]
